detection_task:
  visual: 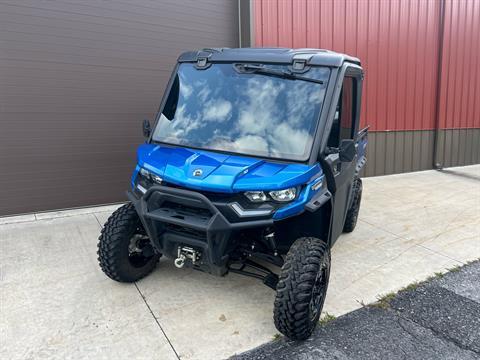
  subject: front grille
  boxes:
[162,181,232,202]
[164,222,207,241]
[161,201,211,219]
[145,182,275,225]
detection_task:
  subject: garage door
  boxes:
[0,0,239,216]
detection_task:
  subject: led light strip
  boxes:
[136,184,147,194]
[230,202,272,217]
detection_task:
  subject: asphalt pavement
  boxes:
[233,260,480,360]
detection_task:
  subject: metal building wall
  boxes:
[253,0,480,176]
[0,0,239,216]
[435,0,480,168]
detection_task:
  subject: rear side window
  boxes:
[328,76,355,147]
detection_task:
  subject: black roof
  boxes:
[178,47,361,67]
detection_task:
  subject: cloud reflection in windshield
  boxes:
[153,63,329,161]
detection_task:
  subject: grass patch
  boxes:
[401,281,420,292]
[448,264,462,272]
[319,312,337,325]
[358,299,367,307]
[426,271,446,281]
[371,291,396,309]
[272,333,281,340]
[370,263,474,309]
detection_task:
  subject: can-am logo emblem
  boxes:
[193,169,203,177]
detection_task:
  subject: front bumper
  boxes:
[128,185,274,276]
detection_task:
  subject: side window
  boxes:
[328,76,356,147]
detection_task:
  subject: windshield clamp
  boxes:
[196,57,208,68]
[292,59,306,71]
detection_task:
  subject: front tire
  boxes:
[273,237,331,340]
[97,203,160,282]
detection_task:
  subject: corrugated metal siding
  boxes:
[253,0,441,132]
[434,0,480,168]
[253,0,480,175]
[0,0,238,216]
[364,130,436,176]
[439,0,480,130]
[437,129,480,168]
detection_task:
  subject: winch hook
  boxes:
[174,254,186,268]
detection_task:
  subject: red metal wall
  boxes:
[438,0,480,129]
[253,0,480,132]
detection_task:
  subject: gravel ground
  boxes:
[233,260,480,360]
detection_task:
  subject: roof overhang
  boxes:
[177,48,361,68]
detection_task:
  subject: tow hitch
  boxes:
[174,246,201,268]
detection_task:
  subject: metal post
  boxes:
[433,0,446,169]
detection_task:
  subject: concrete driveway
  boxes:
[1,165,479,360]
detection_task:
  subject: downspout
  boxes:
[432,0,446,169]
[238,0,253,47]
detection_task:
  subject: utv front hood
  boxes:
[136,144,321,193]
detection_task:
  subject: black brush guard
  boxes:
[127,185,274,276]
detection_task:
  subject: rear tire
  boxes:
[273,237,331,340]
[97,203,160,282]
[343,177,362,233]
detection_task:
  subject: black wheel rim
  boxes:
[128,228,154,268]
[309,258,330,321]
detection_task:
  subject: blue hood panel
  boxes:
[137,144,321,193]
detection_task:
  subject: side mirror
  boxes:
[142,119,151,139]
[339,139,356,162]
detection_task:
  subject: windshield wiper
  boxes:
[235,64,324,85]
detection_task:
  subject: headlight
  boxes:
[244,191,267,202]
[139,167,151,178]
[269,187,297,202]
[138,167,162,184]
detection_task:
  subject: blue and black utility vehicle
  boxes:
[98,48,367,340]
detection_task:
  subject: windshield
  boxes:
[152,63,330,161]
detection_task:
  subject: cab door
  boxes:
[324,69,361,244]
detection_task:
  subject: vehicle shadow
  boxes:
[134,259,277,359]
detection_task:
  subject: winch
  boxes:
[174,246,201,268]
